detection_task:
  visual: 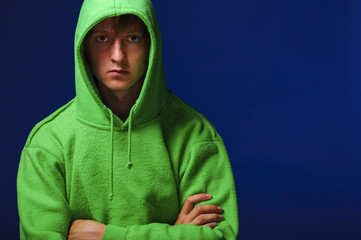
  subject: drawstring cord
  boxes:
[126,110,134,169]
[107,108,133,201]
[107,109,114,201]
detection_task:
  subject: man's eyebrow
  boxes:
[92,30,112,35]
[91,30,143,35]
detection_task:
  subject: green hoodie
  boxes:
[17,0,239,239]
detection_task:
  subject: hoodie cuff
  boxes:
[102,225,127,240]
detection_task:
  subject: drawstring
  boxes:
[126,110,134,169]
[107,109,114,201]
[107,108,134,201]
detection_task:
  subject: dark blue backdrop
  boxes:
[3,0,361,239]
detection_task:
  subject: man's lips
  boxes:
[108,69,129,75]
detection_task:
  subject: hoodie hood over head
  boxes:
[74,0,169,130]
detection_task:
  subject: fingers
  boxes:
[174,193,225,227]
[203,222,218,229]
[180,193,213,215]
[187,204,223,222]
[191,213,224,226]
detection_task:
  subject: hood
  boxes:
[74,0,169,129]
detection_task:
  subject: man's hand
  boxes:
[68,219,106,240]
[174,193,224,228]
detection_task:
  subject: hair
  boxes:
[85,14,149,41]
[110,14,148,35]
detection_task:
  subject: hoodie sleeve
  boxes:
[102,140,239,240]
[17,146,71,239]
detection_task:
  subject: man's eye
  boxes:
[97,36,108,42]
[128,36,139,42]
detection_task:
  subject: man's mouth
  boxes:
[108,69,129,75]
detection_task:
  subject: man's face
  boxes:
[85,16,149,93]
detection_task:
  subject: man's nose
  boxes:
[110,40,126,64]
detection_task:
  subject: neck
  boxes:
[98,80,143,122]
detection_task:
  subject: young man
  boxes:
[17,0,239,239]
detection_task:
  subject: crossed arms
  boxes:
[68,193,224,239]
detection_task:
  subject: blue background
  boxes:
[2,0,361,239]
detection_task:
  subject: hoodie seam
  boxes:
[171,93,219,139]
[23,145,63,163]
[113,0,116,15]
[76,113,120,131]
[26,99,75,145]
[23,146,66,181]
[189,139,224,150]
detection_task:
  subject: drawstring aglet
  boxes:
[126,162,133,169]
[108,193,114,201]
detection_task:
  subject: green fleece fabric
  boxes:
[17,0,239,239]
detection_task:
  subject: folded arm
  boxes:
[68,193,224,239]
